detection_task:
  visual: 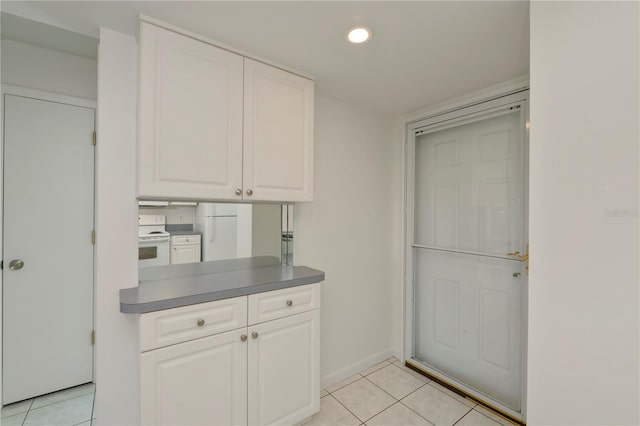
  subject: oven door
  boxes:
[138,237,170,267]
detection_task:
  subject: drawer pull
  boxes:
[252,331,259,339]
[286,300,293,307]
[197,319,205,327]
[240,334,248,342]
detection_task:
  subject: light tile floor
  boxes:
[305,357,518,426]
[0,361,518,426]
[0,383,96,426]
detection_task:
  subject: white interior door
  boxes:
[3,94,95,404]
[410,102,527,415]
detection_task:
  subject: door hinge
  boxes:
[91,230,96,245]
[0,260,3,270]
[91,331,95,346]
[92,131,96,146]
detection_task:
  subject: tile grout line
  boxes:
[20,385,95,413]
[91,391,95,423]
[329,360,435,425]
[324,359,395,395]
[397,400,436,426]
[451,406,474,426]
[20,398,35,426]
[325,393,366,425]
[325,373,363,394]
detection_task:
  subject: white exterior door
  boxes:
[3,94,95,404]
[409,97,527,416]
[140,328,248,426]
[138,22,244,201]
[243,58,314,202]
[248,310,320,425]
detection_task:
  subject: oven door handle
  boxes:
[139,236,170,243]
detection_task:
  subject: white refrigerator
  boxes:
[195,203,252,261]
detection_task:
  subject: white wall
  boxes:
[529,2,639,424]
[94,28,138,425]
[1,38,97,99]
[138,205,196,225]
[295,94,397,386]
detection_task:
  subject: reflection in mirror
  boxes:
[137,201,292,269]
[281,204,294,265]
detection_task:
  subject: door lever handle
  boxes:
[507,244,530,275]
[506,251,527,260]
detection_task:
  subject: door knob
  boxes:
[8,259,24,270]
[286,300,293,307]
[251,331,258,339]
[235,189,242,196]
[246,189,253,196]
[197,319,205,327]
[240,334,248,342]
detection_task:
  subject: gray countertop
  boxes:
[121,259,324,314]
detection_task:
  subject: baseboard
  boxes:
[320,347,396,389]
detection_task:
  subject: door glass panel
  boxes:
[414,110,523,255]
[413,248,522,411]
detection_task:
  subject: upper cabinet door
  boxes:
[243,59,314,202]
[138,23,244,201]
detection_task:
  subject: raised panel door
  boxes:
[243,58,314,202]
[412,106,526,413]
[171,244,201,264]
[138,22,243,200]
[140,328,248,426]
[248,310,320,425]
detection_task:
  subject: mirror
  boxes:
[137,202,293,270]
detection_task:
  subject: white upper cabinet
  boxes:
[243,59,314,202]
[138,22,244,201]
[137,22,314,203]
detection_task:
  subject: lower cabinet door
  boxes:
[141,328,248,425]
[171,244,201,264]
[248,310,320,425]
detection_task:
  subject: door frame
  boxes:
[403,89,530,421]
[0,84,97,406]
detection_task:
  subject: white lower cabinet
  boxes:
[140,284,320,426]
[140,328,248,426]
[171,235,201,265]
[248,310,320,426]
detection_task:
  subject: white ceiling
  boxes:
[1,1,529,115]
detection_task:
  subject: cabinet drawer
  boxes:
[171,235,201,245]
[248,283,320,325]
[140,296,247,351]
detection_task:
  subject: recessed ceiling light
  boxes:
[347,26,372,44]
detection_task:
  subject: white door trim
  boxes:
[2,85,97,109]
[402,89,530,421]
[0,84,96,406]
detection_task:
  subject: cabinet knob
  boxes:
[197,319,205,327]
[240,334,248,342]
[286,300,293,307]
[246,189,253,196]
[251,331,259,339]
[235,189,242,196]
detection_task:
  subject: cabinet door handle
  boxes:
[251,331,258,339]
[240,334,248,342]
[197,319,205,327]
[235,189,242,196]
[286,300,293,307]
[246,189,253,196]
